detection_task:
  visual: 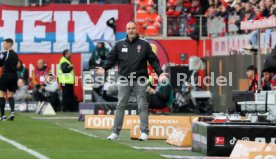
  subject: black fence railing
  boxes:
[167,15,207,38]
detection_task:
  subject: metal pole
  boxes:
[134,0,137,22]
[87,0,90,4]
[199,16,202,38]
[39,0,42,6]
[163,15,167,37]
[257,29,262,90]
[158,0,167,37]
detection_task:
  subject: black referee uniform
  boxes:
[0,49,19,119]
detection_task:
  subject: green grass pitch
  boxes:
[0,113,203,159]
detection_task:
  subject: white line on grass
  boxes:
[0,135,50,159]
[161,155,229,159]
[161,155,203,159]
[68,128,99,138]
[32,117,78,120]
[132,147,191,151]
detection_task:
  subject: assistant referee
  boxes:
[0,39,19,121]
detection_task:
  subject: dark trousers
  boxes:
[147,94,167,109]
[49,92,61,112]
[62,84,75,112]
[33,89,47,102]
[33,88,61,112]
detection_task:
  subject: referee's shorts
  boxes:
[0,74,18,93]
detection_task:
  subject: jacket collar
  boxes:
[62,56,71,62]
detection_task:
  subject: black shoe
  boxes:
[8,114,15,121]
[1,116,7,121]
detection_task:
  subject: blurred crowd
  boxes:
[28,0,131,5]
[166,0,209,36]
[136,0,161,36]
[136,0,209,37]
[136,0,276,38]
[206,0,276,34]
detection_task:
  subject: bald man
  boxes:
[32,59,49,86]
[97,22,167,141]
[31,59,50,102]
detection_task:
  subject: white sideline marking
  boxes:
[161,155,202,159]
[68,128,99,138]
[0,135,50,159]
[32,117,78,120]
[161,155,229,159]
[132,146,191,151]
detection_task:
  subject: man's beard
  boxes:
[129,34,137,39]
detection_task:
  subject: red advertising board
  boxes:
[156,39,212,64]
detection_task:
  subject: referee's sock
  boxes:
[8,97,15,114]
[0,97,5,117]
